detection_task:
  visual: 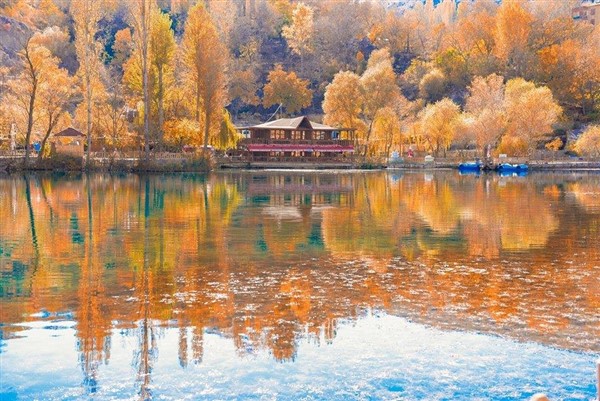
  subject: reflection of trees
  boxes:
[77,175,111,394]
[1,171,599,390]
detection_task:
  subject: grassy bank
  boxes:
[1,154,213,173]
[3,155,600,173]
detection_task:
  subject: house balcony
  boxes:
[240,138,354,147]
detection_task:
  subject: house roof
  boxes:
[247,116,339,131]
[55,127,85,137]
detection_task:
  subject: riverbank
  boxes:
[0,154,213,173]
[387,159,600,171]
[2,155,600,173]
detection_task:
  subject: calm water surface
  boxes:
[0,171,599,400]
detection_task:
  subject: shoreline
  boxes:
[2,157,600,174]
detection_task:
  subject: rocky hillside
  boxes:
[0,15,30,68]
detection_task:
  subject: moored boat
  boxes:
[458,161,483,172]
[497,163,529,172]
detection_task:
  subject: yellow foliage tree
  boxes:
[371,107,402,158]
[37,64,78,158]
[163,118,201,150]
[503,78,562,153]
[150,9,176,147]
[573,125,600,157]
[8,36,57,164]
[418,98,461,156]
[493,0,533,77]
[282,2,314,72]
[322,71,365,132]
[212,110,239,151]
[71,0,105,162]
[360,48,401,148]
[262,64,312,115]
[465,74,506,156]
[181,2,229,151]
[419,68,447,103]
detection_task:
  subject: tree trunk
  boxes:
[203,105,210,151]
[195,80,201,122]
[23,43,37,167]
[38,123,53,160]
[364,120,374,157]
[141,0,151,161]
[86,70,92,165]
[24,83,36,166]
[158,66,164,150]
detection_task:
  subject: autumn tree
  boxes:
[213,110,239,151]
[9,36,54,165]
[493,1,533,78]
[371,107,402,158]
[182,2,228,151]
[322,71,364,131]
[206,0,237,45]
[96,79,130,151]
[418,98,461,156]
[262,65,312,115]
[71,0,105,163]
[465,74,506,156]
[228,62,259,119]
[502,78,562,154]
[129,0,154,159]
[538,39,600,116]
[311,2,375,79]
[37,63,78,158]
[112,28,134,71]
[419,68,447,103]
[282,2,314,73]
[360,48,401,149]
[573,125,600,157]
[163,119,200,150]
[448,6,499,79]
[150,9,176,148]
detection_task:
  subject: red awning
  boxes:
[246,144,354,153]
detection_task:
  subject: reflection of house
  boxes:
[236,116,355,162]
[52,128,85,157]
[247,173,354,207]
[573,1,600,25]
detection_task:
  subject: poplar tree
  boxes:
[181,3,228,152]
[71,0,104,164]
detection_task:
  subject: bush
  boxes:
[135,155,213,172]
[573,125,600,157]
[38,154,83,171]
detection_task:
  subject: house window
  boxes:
[270,130,285,140]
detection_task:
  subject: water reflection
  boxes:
[0,171,599,399]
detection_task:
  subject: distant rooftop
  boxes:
[55,127,85,137]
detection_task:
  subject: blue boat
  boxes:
[458,161,482,172]
[497,163,529,172]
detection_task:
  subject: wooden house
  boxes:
[51,128,85,157]
[236,116,355,162]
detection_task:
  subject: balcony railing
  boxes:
[240,138,353,147]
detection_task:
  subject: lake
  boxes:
[0,171,599,400]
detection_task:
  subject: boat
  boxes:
[458,161,482,172]
[496,163,529,172]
